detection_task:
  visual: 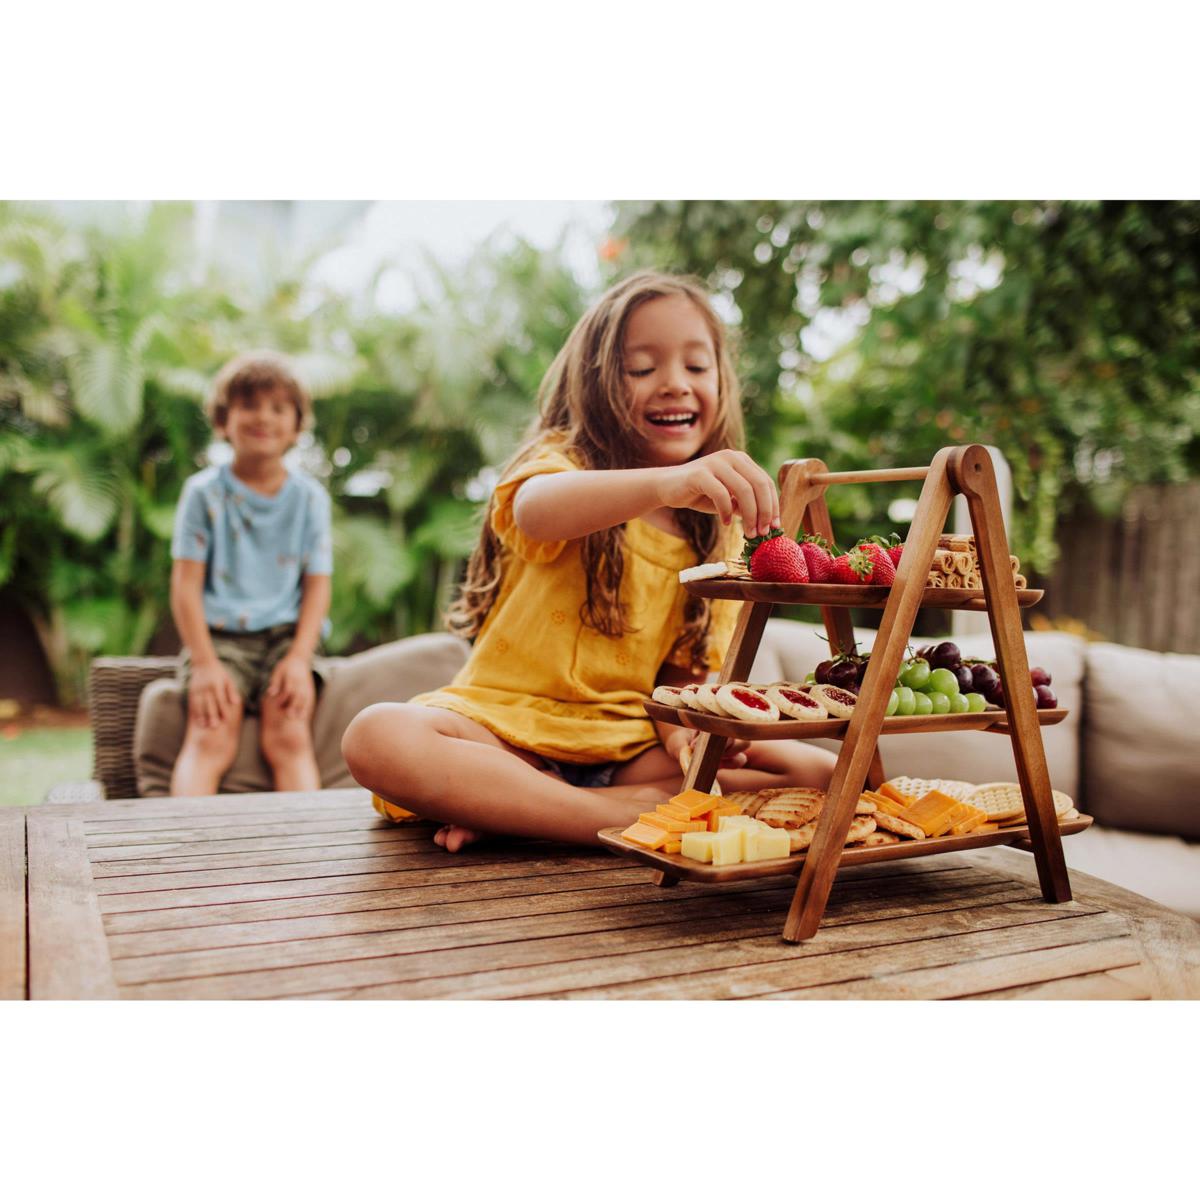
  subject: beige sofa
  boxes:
[121,618,1198,842]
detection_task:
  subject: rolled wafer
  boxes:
[1009,555,1021,574]
[953,551,974,574]
[965,571,981,589]
[927,574,947,589]
[1014,574,1027,589]
[933,550,957,575]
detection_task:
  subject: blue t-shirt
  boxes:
[171,463,333,634]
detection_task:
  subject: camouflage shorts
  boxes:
[177,624,329,715]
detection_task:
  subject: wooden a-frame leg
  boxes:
[783,449,959,941]
[949,446,1071,902]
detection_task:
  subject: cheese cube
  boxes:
[743,824,791,862]
[621,822,669,850]
[663,839,682,855]
[709,828,743,865]
[716,815,761,832]
[669,789,721,819]
[680,831,716,862]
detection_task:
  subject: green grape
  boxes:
[928,667,960,696]
[895,686,916,716]
[966,692,988,713]
[913,692,934,716]
[899,659,931,690]
[948,693,970,713]
[804,672,816,684]
[929,692,951,714]
[885,688,900,717]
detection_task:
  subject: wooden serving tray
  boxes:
[644,700,1069,741]
[598,814,1092,884]
[682,579,1043,612]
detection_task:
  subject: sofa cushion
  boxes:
[135,632,471,796]
[1083,642,1200,837]
[747,619,1084,799]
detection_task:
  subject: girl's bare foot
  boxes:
[433,824,486,852]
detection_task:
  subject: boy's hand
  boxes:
[655,449,781,539]
[267,653,316,719]
[190,661,241,728]
[664,727,749,772]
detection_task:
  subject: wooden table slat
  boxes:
[0,809,27,1001]
[27,813,118,1000]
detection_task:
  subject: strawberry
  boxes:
[798,534,836,583]
[830,553,861,585]
[848,543,897,586]
[742,529,809,583]
[864,532,904,566]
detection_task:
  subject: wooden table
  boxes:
[5,789,1199,1000]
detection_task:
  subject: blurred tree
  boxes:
[611,201,1200,572]
[0,202,587,702]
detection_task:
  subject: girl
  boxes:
[341,271,836,850]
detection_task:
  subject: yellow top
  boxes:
[412,439,740,764]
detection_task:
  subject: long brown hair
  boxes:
[446,271,745,673]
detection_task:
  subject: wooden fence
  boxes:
[1039,482,1200,655]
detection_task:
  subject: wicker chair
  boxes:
[46,656,177,803]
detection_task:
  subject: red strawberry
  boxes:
[830,553,861,585]
[743,529,809,583]
[798,535,836,582]
[865,532,904,566]
[848,543,897,586]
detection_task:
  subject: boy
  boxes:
[169,350,333,796]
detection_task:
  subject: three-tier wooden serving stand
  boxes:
[598,444,1086,943]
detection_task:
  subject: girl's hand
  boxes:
[189,661,240,729]
[664,727,749,771]
[267,654,316,719]
[654,449,781,539]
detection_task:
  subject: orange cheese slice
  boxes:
[870,793,912,819]
[657,802,694,821]
[947,801,989,837]
[706,802,743,831]
[878,782,911,807]
[663,839,683,855]
[621,822,670,850]
[668,789,722,819]
[976,821,1000,833]
[640,812,708,833]
[901,790,960,838]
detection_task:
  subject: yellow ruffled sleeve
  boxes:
[490,443,580,564]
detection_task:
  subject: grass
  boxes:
[0,726,92,806]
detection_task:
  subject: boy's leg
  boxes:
[170,700,245,796]
[342,703,676,849]
[259,692,321,792]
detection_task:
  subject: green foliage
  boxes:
[612,201,1200,571]
[0,202,588,702]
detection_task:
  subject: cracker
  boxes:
[856,795,877,814]
[968,782,1074,822]
[845,815,877,843]
[722,790,759,814]
[861,830,900,847]
[758,800,823,829]
[873,811,926,840]
[788,822,818,852]
[886,777,977,804]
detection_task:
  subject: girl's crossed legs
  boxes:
[341,703,837,852]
